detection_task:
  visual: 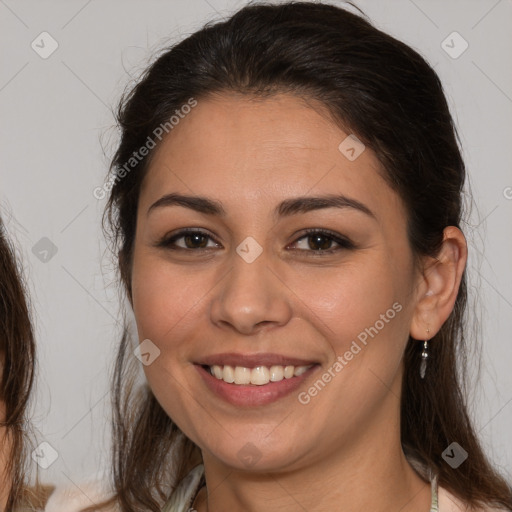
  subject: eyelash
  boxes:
[155,228,355,255]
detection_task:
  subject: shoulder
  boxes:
[439,486,510,512]
[43,478,116,512]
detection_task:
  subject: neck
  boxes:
[195,379,432,512]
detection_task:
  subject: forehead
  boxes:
[139,92,404,224]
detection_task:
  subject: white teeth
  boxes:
[208,364,313,385]
[250,366,270,385]
[222,365,235,383]
[294,365,309,377]
[212,365,223,379]
[284,365,294,379]
[269,365,283,382]
[234,366,251,385]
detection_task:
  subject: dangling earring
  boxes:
[420,328,430,379]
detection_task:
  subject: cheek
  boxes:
[130,251,204,431]
[293,264,409,421]
[290,259,411,417]
[286,256,406,343]
[131,249,201,343]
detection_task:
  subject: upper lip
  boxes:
[196,353,318,368]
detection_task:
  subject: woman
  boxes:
[0,217,51,510]
[93,2,512,511]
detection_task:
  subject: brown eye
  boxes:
[156,228,355,255]
[290,229,355,254]
[156,230,220,251]
[182,232,209,249]
[306,234,334,251]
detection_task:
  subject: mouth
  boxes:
[201,363,314,385]
[193,353,320,407]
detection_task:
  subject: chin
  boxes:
[202,435,305,473]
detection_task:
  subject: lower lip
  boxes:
[195,364,320,407]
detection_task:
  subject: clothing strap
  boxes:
[161,464,205,512]
[430,473,439,511]
[190,473,206,510]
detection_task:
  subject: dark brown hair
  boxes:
[97,2,512,510]
[0,216,36,510]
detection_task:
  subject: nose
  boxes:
[209,246,293,336]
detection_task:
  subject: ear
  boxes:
[410,226,467,340]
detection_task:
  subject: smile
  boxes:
[205,364,313,385]
[195,358,320,407]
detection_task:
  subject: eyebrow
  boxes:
[147,193,377,220]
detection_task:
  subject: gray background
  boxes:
[1,0,511,487]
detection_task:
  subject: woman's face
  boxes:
[131,92,425,471]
